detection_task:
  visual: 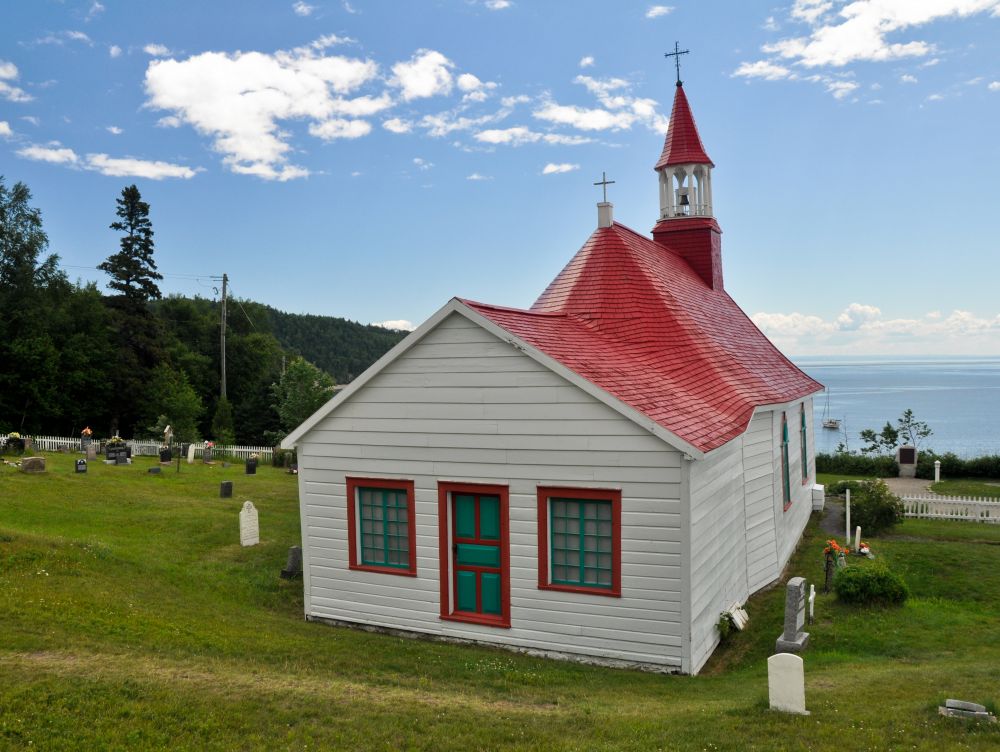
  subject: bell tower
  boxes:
[651,45,723,290]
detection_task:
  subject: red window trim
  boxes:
[346,476,417,577]
[437,481,511,628]
[537,486,622,598]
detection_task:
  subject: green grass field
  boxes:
[930,478,1000,499]
[2,453,999,750]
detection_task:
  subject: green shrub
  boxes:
[834,562,909,605]
[915,451,1000,480]
[851,479,904,535]
[816,452,898,477]
[827,480,862,496]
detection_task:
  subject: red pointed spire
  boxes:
[654,84,713,171]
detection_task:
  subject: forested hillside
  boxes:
[0,178,406,445]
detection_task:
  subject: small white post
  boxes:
[934,460,941,483]
[854,526,861,551]
[808,584,816,624]
[845,488,852,547]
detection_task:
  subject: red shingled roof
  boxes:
[654,84,713,170]
[463,222,821,453]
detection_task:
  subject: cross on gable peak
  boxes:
[664,41,690,86]
[593,171,615,203]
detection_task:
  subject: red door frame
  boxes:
[437,481,511,628]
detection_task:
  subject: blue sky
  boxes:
[2,0,999,355]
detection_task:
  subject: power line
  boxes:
[226,284,259,331]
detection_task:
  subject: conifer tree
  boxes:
[99,184,162,304]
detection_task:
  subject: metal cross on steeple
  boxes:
[593,171,615,203]
[664,41,690,86]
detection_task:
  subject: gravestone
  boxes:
[240,501,259,547]
[768,653,809,715]
[115,454,128,466]
[281,545,303,579]
[81,436,92,451]
[76,459,87,474]
[106,446,127,464]
[775,577,810,653]
[220,481,233,498]
[203,446,214,463]
[245,457,258,475]
[20,456,46,473]
[807,584,816,625]
[897,445,917,478]
[148,467,161,474]
[854,526,862,551]
[187,444,195,464]
[86,444,97,461]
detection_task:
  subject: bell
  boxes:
[678,193,690,206]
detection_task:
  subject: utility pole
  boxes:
[220,272,228,399]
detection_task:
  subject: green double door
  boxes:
[452,493,503,617]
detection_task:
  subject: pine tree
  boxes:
[99,184,162,304]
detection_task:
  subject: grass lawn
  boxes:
[816,472,871,486]
[930,478,1000,499]
[2,453,999,750]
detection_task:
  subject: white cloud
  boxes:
[900,74,918,83]
[733,60,793,80]
[144,39,380,180]
[752,304,1000,355]
[542,162,578,175]
[645,5,673,19]
[157,115,182,128]
[16,142,201,179]
[0,60,33,103]
[84,153,200,179]
[926,93,944,101]
[759,0,1000,69]
[989,81,1000,91]
[32,30,93,46]
[419,106,509,137]
[87,2,105,20]
[308,118,371,139]
[466,172,492,180]
[106,125,123,134]
[0,121,12,138]
[762,16,780,31]
[534,102,634,131]
[484,0,512,9]
[579,56,595,68]
[109,44,122,58]
[391,49,454,101]
[413,157,433,170]
[21,115,40,126]
[382,117,412,133]
[17,145,80,164]
[343,1,359,13]
[350,170,362,176]
[373,319,416,331]
[826,80,859,99]
[292,1,315,16]
[474,126,589,146]
[457,72,498,102]
[144,43,173,57]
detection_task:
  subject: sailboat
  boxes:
[822,389,841,430]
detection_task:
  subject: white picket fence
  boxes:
[902,494,1000,524]
[22,435,273,463]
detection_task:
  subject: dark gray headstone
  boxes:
[220,481,233,498]
[75,459,87,474]
[148,467,161,474]
[245,460,257,475]
[776,577,810,653]
[281,546,303,579]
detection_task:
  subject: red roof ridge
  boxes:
[459,298,566,318]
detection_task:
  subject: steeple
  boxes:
[654,83,714,220]
[651,76,724,290]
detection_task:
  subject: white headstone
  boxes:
[187,444,195,464]
[239,501,259,547]
[808,584,816,624]
[854,525,862,550]
[768,653,809,715]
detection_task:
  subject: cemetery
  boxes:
[1,450,998,749]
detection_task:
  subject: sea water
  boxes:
[794,356,1000,458]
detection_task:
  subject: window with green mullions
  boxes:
[799,405,808,481]
[359,487,410,568]
[550,498,613,588]
[781,414,791,506]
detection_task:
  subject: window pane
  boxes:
[358,486,410,568]
[548,497,613,589]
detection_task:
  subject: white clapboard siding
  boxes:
[687,435,749,674]
[743,411,779,592]
[773,401,814,570]
[296,312,686,668]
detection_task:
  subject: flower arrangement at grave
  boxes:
[81,427,93,437]
[204,441,215,448]
[248,453,259,461]
[7,432,21,439]
[106,435,125,446]
[858,541,872,557]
